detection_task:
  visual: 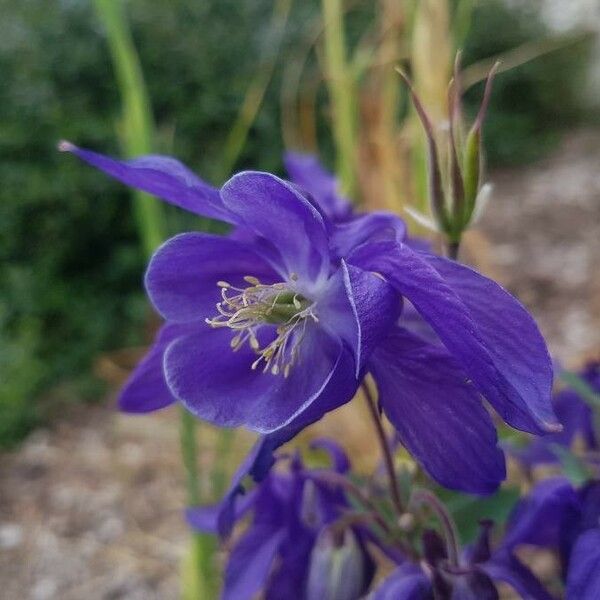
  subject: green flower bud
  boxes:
[398,59,499,255]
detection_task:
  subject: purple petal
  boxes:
[369,327,506,494]
[372,564,432,600]
[318,262,401,376]
[164,322,343,433]
[145,232,279,322]
[483,551,555,600]
[423,254,555,434]
[266,532,317,599]
[553,389,597,450]
[248,347,359,482]
[466,520,494,564]
[577,481,600,532]
[217,439,272,538]
[58,142,232,222]
[284,151,352,220]
[502,477,579,551]
[566,529,600,600]
[350,241,558,435]
[310,439,350,474]
[448,570,498,600]
[185,504,220,534]
[331,212,407,258]
[221,171,330,287]
[186,489,257,537]
[222,523,285,600]
[118,322,193,413]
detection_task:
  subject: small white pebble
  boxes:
[0,523,23,549]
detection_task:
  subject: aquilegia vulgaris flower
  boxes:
[60,142,558,494]
[372,519,553,600]
[497,476,600,599]
[187,440,374,600]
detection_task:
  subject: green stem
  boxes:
[93,0,165,256]
[93,4,215,596]
[180,410,201,505]
[446,239,460,260]
[361,383,404,516]
[212,429,236,499]
[321,0,357,197]
[411,489,460,567]
[180,411,218,598]
[218,0,293,180]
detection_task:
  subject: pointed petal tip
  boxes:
[395,65,411,85]
[544,421,564,434]
[57,140,76,153]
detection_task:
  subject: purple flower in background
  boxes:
[508,362,600,470]
[373,522,553,600]
[61,143,558,495]
[187,441,374,600]
[284,151,408,257]
[284,152,353,222]
[502,476,600,599]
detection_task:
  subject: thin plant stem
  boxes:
[180,411,218,598]
[411,489,460,567]
[308,470,390,531]
[219,0,293,180]
[93,0,165,256]
[361,382,404,516]
[446,239,460,260]
[211,428,236,499]
[321,0,357,197]
[308,470,418,560]
[93,3,216,596]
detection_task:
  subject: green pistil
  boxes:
[264,292,310,324]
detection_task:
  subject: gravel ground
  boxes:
[1,130,599,599]
[473,129,600,363]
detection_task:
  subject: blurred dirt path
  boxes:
[1,130,599,599]
[472,129,600,363]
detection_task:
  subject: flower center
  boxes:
[205,275,318,377]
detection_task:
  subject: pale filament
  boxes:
[205,275,318,377]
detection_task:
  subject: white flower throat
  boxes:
[205,275,318,377]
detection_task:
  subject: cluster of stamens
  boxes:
[205,275,318,378]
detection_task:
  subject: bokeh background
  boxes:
[1,0,599,598]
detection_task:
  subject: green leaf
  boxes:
[438,487,520,544]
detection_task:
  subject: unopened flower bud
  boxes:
[397,59,499,254]
[306,528,370,600]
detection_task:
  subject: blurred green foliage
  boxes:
[0,0,592,446]
[461,0,592,165]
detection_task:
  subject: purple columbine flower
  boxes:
[187,441,374,600]
[373,521,553,600]
[59,142,400,435]
[60,143,558,494]
[501,476,600,599]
